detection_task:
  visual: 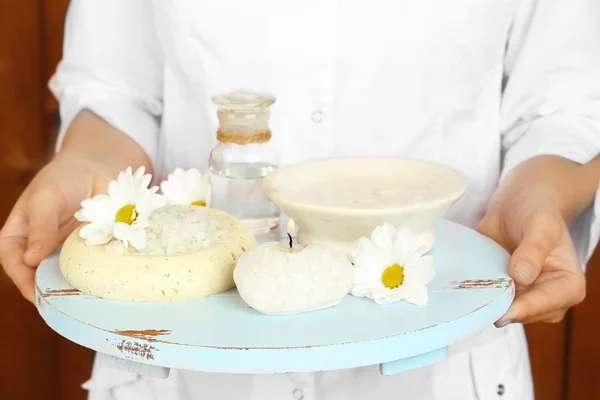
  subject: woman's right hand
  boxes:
[0,111,151,303]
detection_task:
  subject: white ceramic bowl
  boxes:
[263,156,468,259]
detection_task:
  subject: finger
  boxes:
[510,212,562,285]
[23,190,62,267]
[495,273,585,326]
[0,201,28,239]
[496,310,566,327]
[0,203,36,302]
[477,214,508,250]
[520,310,567,325]
[0,235,35,303]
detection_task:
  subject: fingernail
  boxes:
[514,261,532,280]
[495,318,512,328]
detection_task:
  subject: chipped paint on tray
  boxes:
[112,329,172,342]
[450,278,512,290]
[42,288,81,297]
[115,340,157,360]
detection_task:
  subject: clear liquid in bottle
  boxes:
[209,161,279,235]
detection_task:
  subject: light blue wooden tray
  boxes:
[35,219,514,378]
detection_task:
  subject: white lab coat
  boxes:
[50,0,600,399]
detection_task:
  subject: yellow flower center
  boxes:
[115,204,138,225]
[191,200,207,207]
[381,264,405,289]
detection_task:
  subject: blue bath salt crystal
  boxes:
[176,214,183,220]
[210,241,217,245]
[138,248,145,253]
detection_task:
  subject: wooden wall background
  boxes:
[0,1,598,399]
[0,2,93,400]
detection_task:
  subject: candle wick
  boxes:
[287,233,293,249]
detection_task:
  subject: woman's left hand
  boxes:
[477,183,586,326]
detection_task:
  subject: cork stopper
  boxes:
[212,91,275,140]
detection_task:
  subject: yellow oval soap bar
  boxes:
[59,205,256,302]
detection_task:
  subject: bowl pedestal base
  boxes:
[297,227,435,259]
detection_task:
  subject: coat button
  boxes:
[497,384,505,395]
[311,110,324,123]
[292,388,304,400]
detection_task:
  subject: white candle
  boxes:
[233,217,354,315]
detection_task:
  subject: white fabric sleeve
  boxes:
[499,0,600,265]
[48,0,163,167]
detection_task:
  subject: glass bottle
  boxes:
[208,90,280,237]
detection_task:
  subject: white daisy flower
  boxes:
[350,223,435,306]
[160,168,212,207]
[74,166,166,250]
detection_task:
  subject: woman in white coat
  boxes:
[2,0,600,399]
